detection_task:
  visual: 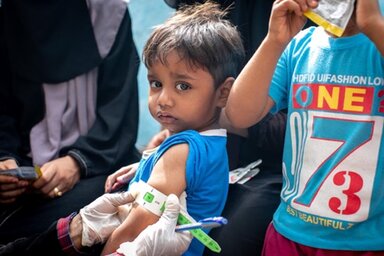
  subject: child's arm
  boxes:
[355,0,384,56]
[219,110,249,138]
[104,163,139,193]
[101,143,188,255]
[226,0,309,128]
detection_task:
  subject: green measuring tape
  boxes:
[177,212,221,253]
[135,181,222,253]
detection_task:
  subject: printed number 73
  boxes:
[294,117,374,215]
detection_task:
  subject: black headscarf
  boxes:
[2,0,102,83]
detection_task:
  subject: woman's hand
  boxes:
[105,163,139,193]
[0,159,29,203]
[33,156,80,198]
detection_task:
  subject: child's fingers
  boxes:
[105,164,138,192]
[277,0,304,16]
[293,0,310,11]
[105,172,121,192]
[307,0,320,8]
[278,0,318,13]
[111,182,124,192]
[116,172,134,184]
[105,175,115,192]
[293,0,319,11]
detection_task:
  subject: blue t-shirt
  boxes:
[130,129,229,256]
[269,26,384,250]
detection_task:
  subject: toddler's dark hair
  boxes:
[143,1,245,88]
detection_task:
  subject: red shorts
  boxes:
[262,223,384,256]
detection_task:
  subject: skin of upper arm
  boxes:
[219,110,249,138]
[262,97,276,120]
[226,96,275,130]
[101,143,189,254]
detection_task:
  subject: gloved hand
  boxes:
[116,194,193,256]
[79,184,139,247]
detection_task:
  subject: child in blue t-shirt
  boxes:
[226,0,384,255]
[101,2,245,255]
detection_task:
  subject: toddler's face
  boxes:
[147,50,222,134]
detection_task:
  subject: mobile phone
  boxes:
[1,166,42,180]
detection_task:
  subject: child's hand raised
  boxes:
[268,0,312,46]
[354,0,384,55]
[355,0,383,35]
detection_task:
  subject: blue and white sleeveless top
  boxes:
[131,129,229,255]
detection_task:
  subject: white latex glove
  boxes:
[116,194,193,256]
[79,184,139,247]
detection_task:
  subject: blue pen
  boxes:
[175,217,228,232]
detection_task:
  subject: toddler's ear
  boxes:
[216,77,234,108]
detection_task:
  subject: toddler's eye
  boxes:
[149,81,162,88]
[176,83,191,91]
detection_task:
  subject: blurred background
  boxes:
[129,0,174,150]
